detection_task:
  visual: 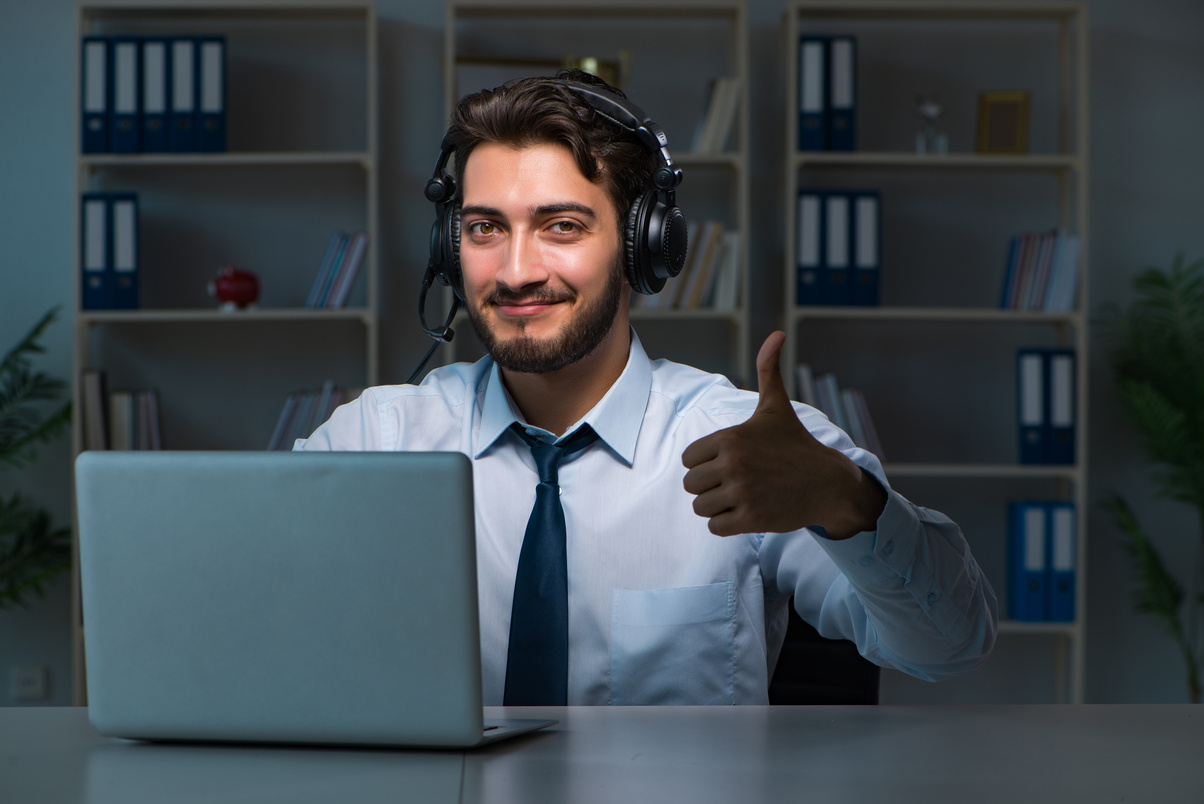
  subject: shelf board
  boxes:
[81,2,375,21]
[791,306,1082,325]
[451,0,742,19]
[792,1,1084,23]
[674,152,744,169]
[79,307,372,325]
[883,463,1080,480]
[80,151,373,169]
[794,152,1082,172]
[630,307,744,323]
[997,619,1080,637]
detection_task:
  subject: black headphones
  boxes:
[417,79,688,348]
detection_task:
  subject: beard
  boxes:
[465,261,624,374]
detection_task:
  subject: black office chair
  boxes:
[768,598,880,705]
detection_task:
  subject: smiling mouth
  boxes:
[489,290,574,316]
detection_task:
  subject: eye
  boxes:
[550,220,581,235]
[467,221,497,236]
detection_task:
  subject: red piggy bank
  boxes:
[209,266,260,309]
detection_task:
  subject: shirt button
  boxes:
[881,541,895,556]
[858,556,874,567]
[927,592,938,606]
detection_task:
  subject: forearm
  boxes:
[764,487,998,681]
[812,491,999,679]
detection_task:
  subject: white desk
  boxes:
[4,705,1202,803]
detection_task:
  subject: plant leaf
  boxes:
[0,492,72,611]
[1104,493,1185,628]
[1103,254,1204,514]
[0,307,71,468]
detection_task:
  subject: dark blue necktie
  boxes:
[504,422,599,706]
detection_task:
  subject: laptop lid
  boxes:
[76,450,547,748]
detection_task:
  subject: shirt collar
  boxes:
[473,328,651,466]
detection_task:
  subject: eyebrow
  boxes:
[459,202,599,220]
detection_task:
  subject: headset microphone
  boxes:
[407,264,460,385]
[417,264,458,343]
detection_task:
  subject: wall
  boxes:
[1,0,1201,705]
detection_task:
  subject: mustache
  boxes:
[486,288,576,306]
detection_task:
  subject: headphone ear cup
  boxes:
[447,203,464,301]
[624,191,688,296]
[657,205,688,281]
[624,192,664,295]
[430,201,464,301]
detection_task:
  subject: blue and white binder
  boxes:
[1048,502,1076,622]
[197,36,226,152]
[797,36,827,151]
[81,194,110,309]
[822,193,851,305]
[1017,349,1046,464]
[140,38,169,152]
[851,190,880,306]
[827,36,857,151]
[109,194,139,309]
[110,38,140,153]
[168,38,197,152]
[796,191,823,305]
[1008,501,1049,621]
[1046,349,1076,464]
[81,37,110,153]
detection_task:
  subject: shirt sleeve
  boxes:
[292,389,382,451]
[760,409,999,682]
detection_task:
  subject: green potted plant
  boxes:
[1101,253,1204,703]
[0,307,73,611]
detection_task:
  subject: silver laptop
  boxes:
[75,450,554,748]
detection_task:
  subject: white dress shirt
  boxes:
[296,332,997,705]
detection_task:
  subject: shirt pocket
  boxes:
[609,582,735,705]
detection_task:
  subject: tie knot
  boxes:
[512,423,598,485]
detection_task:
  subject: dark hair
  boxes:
[446,69,654,225]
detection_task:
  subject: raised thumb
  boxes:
[754,331,791,414]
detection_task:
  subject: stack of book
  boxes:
[306,231,369,309]
[267,381,350,450]
[631,222,741,312]
[81,370,162,451]
[795,364,884,460]
[81,35,226,154]
[691,77,741,154]
[999,230,1080,312]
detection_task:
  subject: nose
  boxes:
[496,229,550,292]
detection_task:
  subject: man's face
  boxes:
[458,142,627,374]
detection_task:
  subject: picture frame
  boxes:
[976,91,1031,154]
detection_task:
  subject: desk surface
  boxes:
[4,704,1202,803]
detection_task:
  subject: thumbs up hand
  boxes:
[681,331,886,539]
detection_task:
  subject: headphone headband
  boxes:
[555,81,683,192]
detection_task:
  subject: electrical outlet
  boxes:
[10,666,49,702]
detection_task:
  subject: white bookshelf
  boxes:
[71,1,379,704]
[783,2,1090,703]
[438,0,752,386]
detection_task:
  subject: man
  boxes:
[298,71,997,705]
